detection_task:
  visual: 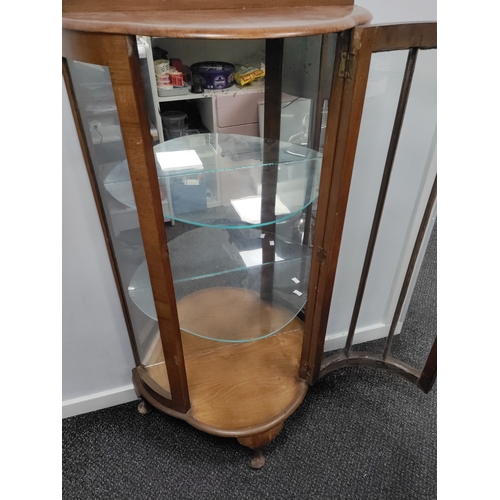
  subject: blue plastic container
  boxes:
[190,61,235,90]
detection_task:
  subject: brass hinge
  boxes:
[316,247,327,264]
[338,52,354,79]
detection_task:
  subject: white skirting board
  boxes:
[323,322,403,352]
[62,323,402,418]
[62,385,139,419]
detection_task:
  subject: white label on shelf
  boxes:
[239,249,283,267]
[260,234,265,239]
[156,150,203,171]
[293,290,303,296]
[269,241,275,246]
[292,277,300,284]
[230,195,290,224]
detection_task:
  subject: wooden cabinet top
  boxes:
[62,0,372,39]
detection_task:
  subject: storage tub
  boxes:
[190,61,235,90]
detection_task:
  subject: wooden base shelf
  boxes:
[133,289,308,444]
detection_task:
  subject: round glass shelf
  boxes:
[128,225,312,342]
[104,133,322,229]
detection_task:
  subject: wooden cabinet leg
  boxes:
[237,422,284,469]
[137,399,152,415]
[250,449,266,469]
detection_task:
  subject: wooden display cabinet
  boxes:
[63,0,437,467]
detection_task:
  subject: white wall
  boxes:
[359,0,436,24]
[62,79,137,417]
[61,0,437,417]
[324,41,437,349]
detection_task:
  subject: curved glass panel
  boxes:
[65,59,158,366]
[103,133,322,228]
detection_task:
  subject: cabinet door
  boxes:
[300,22,437,393]
[63,31,191,414]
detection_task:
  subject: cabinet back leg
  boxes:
[137,399,152,415]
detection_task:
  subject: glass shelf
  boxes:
[128,225,312,342]
[104,133,322,229]
[129,260,311,342]
[109,132,321,343]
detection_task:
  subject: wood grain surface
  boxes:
[62,5,372,39]
[144,288,308,436]
[63,0,354,13]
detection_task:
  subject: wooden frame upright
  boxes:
[63,30,190,413]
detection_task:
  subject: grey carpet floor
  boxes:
[62,226,437,500]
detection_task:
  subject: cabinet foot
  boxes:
[137,399,151,415]
[237,422,283,468]
[250,449,266,469]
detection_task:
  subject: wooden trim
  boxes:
[309,25,375,374]
[320,337,437,394]
[103,33,190,414]
[300,26,376,384]
[260,38,284,301]
[135,366,173,409]
[63,0,354,13]
[263,38,284,145]
[299,31,351,382]
[418,337,437,393]
[368,22,437,53]
[62,29,109,65]
[237,423,284,450]
[320,351,420,385]
[135,369,307,439]
[61,5,372,39]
